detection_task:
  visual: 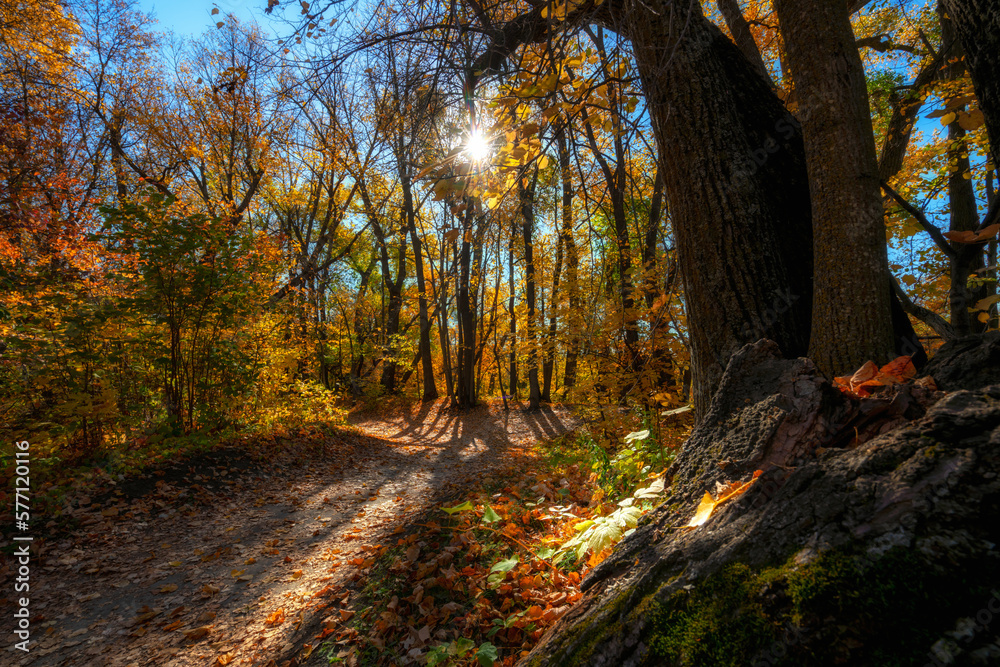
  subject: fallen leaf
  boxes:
[265,608,286,626]
[157,584,178,594]
[686,471,761,529]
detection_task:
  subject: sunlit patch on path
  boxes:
[15,400,578,667]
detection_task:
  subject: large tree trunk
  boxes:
[772,0,895,377]
[939,0,1000,170]
[620,0,814,416]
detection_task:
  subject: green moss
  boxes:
[644,547,1000,666]
[647,563,781,666]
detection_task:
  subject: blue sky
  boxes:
[138,0,271,37]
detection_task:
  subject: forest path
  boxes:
[15,400,579,667]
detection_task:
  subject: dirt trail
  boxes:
[8,401,578,667]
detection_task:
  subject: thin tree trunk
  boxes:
[456,206,479,408]
[520,167,541,410]
[402,171,439,401]
[542,210,563,402]
[946,117,987,335]
[716,0,773,85]
[558,127,580,393]
[508,218,519,400]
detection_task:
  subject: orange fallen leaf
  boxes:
[835,356,918,397]
[879,356,916,382]
[182,626,211,641]
[265,608,286,626]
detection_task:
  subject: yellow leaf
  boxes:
[974,294,1000,311]
[157,584,179,594]
[686,472,761,529]
[686,492,716,529]
[291,569,304,580]
[958,109,984,131]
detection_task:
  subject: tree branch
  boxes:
[890,273,956,340]
[881,181,956,258]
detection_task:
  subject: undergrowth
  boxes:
[320,412,691,666]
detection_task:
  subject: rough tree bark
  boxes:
[771,0,896,376]
[939,0,1000,171]
[521,340,1000,666]
[615,0,814,415]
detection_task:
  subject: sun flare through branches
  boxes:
[464,128,491,163]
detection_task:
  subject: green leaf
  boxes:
[536,547,556,560]
[482,504,502,523]
[452,637,476,656]
[489,556,519,573]
[426,647,450,666]
[477,642,499,666]
[441,500,474,515]
[487,556,519,586]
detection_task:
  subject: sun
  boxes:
[465,129,491,163]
